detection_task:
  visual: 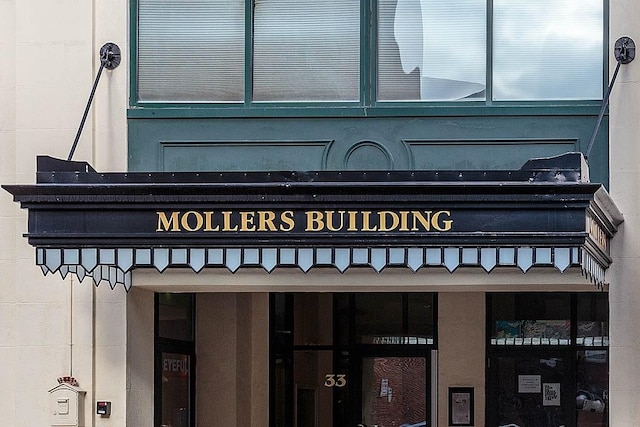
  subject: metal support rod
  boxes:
[67,43,121,161]
[584,61,621,161]
[585,36,635,161]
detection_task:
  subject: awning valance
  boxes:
[3,153,623,290]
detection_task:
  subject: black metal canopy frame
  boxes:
[2,153,623,291]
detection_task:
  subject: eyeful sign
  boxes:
[156,209,454,233]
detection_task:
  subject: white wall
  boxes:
[1,0,129,425]
[609,1,640,424]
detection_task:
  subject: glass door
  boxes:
[360,356,428,427]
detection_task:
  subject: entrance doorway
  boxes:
[271,293,437,427]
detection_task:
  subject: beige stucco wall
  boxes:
[1,0,129,425]
[609,2,640,425]
[437,292,485,427]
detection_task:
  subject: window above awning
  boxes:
[2,153,623,291]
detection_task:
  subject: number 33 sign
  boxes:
[324,374,347,388]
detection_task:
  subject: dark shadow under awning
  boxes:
[2,153,623,291]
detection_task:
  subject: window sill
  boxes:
[127,103,603,119]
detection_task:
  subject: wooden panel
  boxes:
[161,141,332,171]
[128,114,608,186]
[405,139,578,170]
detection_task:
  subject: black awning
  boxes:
[2,153,623,290]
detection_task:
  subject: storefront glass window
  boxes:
[576,350,608,425]
[156,293,195,427]
[158,293,194,341]
[161,352,191,427]
[488,292,610,427]
[577,293,609,347]
[489,293,571,346]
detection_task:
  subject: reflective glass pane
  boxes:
[490,293,571,346]
[355,293,403,344]
[577,293,609,347]
[493,0,603,100]
[138,0,245,102]
[577,350,608,425]
[378,0,486,101]
[158,293,194,341]
[496,355,570,427]
[293,350,348,426]
[408,293,436,344]
[253,0,360,101]
[361,357,427,426]
[294,293,334,346]
[161,352,191,427]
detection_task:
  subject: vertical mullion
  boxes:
[130,0,139,106]
[603,0,609,99]
[245,0,253,106]
[361,0,373,106]
[486,0,493,105]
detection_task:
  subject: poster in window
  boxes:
[543,383,561,406]
[518,375,541,393]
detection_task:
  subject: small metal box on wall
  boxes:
[48,382,86,427]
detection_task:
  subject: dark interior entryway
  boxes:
[270,292,437,427]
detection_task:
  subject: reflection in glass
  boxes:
[158,293,194,341]
[493,0,603,100]
[138,0,245,102]
[161,352,191,427]
[489,293,572,346]
[496,356,569,427]
[293,350,345,427]
[294,293,333,346]
[253,0,360,101]
[379,0,486,101]
[576,350,608,426]
[577,293,609,347]
[362,357,426,427]
[355,294,403,343]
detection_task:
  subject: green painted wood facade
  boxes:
[127,108,609,187]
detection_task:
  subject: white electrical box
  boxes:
[49,383,86,427]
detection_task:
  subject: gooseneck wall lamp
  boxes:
[585,36,635,161]
[66,42,121,161]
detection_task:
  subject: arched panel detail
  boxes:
[344,141,394,170]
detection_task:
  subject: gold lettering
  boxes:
[347,211,358,231]
[398,211,409,231]
[156,211,180,232]
[203,211,219,231]
[325,211,345,232]
[222,211,238,231]
[432,210,453,231]
[361,211,378,231]
[280,211,295,231]
[258,211,277,231]
[378,211,400,231]
[181,211,204,232]
[411,211,432,231]
[239,211,256,231]
[306,211,324,231]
